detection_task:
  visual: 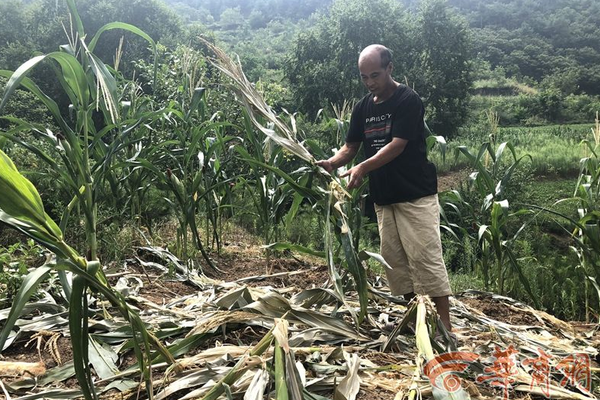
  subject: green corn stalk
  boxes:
[530,133,600,321]
[235,110,304,260]
[0,149,174,400]
[130,88,235,271]
[441,141,538,306]
[0,0,158,264]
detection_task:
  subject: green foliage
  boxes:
[130,87,235,270]
[0,151,172,400]
[455,0,600,95]
[442,232,476,273]
[285,0,409,116]
[285,0,472,136]
[0,14,159,261]
[0,239,42,302]
[163,0,325,24]
[412,0,473,138]
[448,270,486,295]
[468,89,600,127]
[0,78,54,130]
[441,141,539,305]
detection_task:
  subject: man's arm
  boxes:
[316,142,361,173]
[340,137,408,189]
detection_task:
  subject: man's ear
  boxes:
[387,62,393,74]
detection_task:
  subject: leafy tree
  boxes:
[0,0,27,44]
[248,9,267,29]
[285,0,409,116]
[285,0,472,135]
[219,6,246,31]
[448,0,600,95]
[1,0,182,79]
[410,0,473,137]
[0,0,183,121]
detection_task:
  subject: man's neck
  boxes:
[373,80,400,104]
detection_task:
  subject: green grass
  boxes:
[523,177,577,207]
[449,271,487,295]
[430,123,595,176]
[499,125,592,177]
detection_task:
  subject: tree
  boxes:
[219,6,245,30]
[285,0,473,135]
[5,0,182,79]
[410,0,473,137]
[284,0,410,116]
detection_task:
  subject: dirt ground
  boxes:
[438,169,469,192]
[458,296,541,326]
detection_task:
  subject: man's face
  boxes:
[358,56,392,97]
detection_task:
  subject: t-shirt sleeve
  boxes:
[345,103,364,143]
[391,93,424,142]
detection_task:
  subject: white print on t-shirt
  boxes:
[365,113,392,124]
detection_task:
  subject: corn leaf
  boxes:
[243,369,269,400]
[0,150,60,235]
[333,353,361,400]
[0,264,52,351]
[88,337,120,380]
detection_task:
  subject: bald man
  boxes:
[317,44,453,333]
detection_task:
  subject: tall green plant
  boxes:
[0,0,158,263]
[206,41,370,324]
[558,132,600,321]
[131,88,236,271]
[235,110,311,259]
[0,150,173,400]
[441,141,538,306]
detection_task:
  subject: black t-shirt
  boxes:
[346,84,437,205]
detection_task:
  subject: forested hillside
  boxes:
[1,0,599,133]
[160,0,600,93]
[451,0,600,94]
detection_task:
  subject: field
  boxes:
[0,6,599,400]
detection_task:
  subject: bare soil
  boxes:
[209,253,330,289]
[356,387,396,400]
[458,296,541,326]
[438,169,469,192]
[1,334,72,369]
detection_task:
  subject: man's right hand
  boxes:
[316,159,335,173]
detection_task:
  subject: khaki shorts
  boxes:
[375,194,452,297]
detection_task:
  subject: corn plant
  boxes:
[0,0,158,265]
[521,115,600,320]
[99,81,159,223]
[131,88,236,271]
[0,2,179,398]
[205,41,370,324]
[0,150,173,400]
[540,123,600,321]
[234,109,314,262]
[441,141,539,306]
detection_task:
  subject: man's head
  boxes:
[358,44,395,100]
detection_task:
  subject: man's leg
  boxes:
[403,292,450,330]
[392,195,453,330]
[404,292,415,302]
[375,204,415,297]
[432,295,451,331]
